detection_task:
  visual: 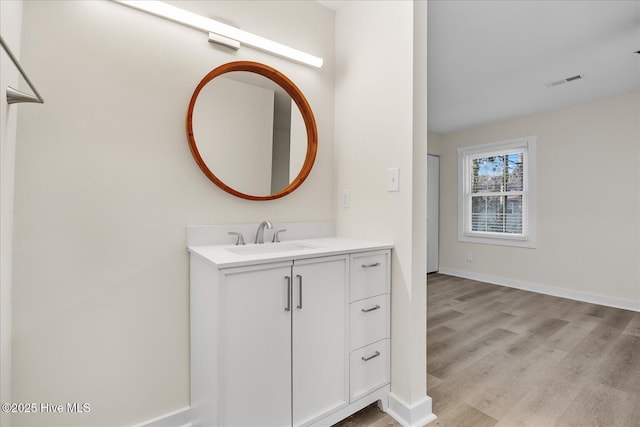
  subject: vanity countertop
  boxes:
[188,237,393,268]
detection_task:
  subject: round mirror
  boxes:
[186,61,318,200]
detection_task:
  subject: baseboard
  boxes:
[386,393,437,427]
[437,267,640,312]
[135,406,191,427]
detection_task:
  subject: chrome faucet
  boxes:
[254,221,273,244]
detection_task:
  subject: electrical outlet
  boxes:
[341,189,351,208]
[467,252,474,262]
[387,168,400,192]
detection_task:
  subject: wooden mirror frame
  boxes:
[186,61,318,201]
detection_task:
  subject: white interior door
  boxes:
[427,154,440,273]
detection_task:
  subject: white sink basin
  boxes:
[226,242,319,256]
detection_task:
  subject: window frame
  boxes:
[458,136,537,248]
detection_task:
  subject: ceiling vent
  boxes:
[546,74,584,87]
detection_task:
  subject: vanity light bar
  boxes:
[112,0,324,68]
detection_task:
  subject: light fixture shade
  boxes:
[113,0,324,68]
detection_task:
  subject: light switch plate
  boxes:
[341,189,351,208]
[387,168,400,192]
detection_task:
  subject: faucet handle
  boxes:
[272,229,287,243]
[228,232,246,245]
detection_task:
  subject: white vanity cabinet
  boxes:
[189,240,391,427]
[191,254,349,426]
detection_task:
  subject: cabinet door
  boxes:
[219,262,293,427]
[292,256,348,426]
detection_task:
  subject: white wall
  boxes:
[427,131,442,156]
[334,0,432,421]
[11,1,334,425]
[1,2,23,426]
[438,91,640,310]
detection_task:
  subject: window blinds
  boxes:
[464,147,528,238]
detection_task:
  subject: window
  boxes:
[458,136,537,248]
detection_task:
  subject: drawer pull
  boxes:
[361,262,381,269]
[361,351,381,362]
[361,304,381,313]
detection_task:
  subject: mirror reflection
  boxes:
[191,71,306,197]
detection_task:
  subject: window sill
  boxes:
[458,233,536,248]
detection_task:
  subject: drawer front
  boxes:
[350,251,390,302]
[349,339,390,402]
[350,294,389,351]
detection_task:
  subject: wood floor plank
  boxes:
[526,317,570,338]
[494,357,589,427]
[557,323,624,378]
[427,373,443,389]
[557,380,629,427]
[591,333,640,393]
[431,403,497,427]
[545,315,599,353]
[623,312,640,336]
[427,309,465,329]
[602,309,636,330]
[501,292,558,318]
[444,310,517,338]
[454,287,502,302]
[465,344,568,420]
[429,349,515,416]
[503,332,544,357]
[502,302,573,335]
[428,328,518,379]
[616,392,640,427]
[427,325,466,360]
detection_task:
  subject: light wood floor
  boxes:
[334,273,640,427]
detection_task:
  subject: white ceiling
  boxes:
[427,0,640,133]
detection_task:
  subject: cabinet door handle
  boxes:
[285,276,291,312]
[361,262,381,269]
[296,274,302,309]
[361,304,381,313]
[361,351,381,362]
